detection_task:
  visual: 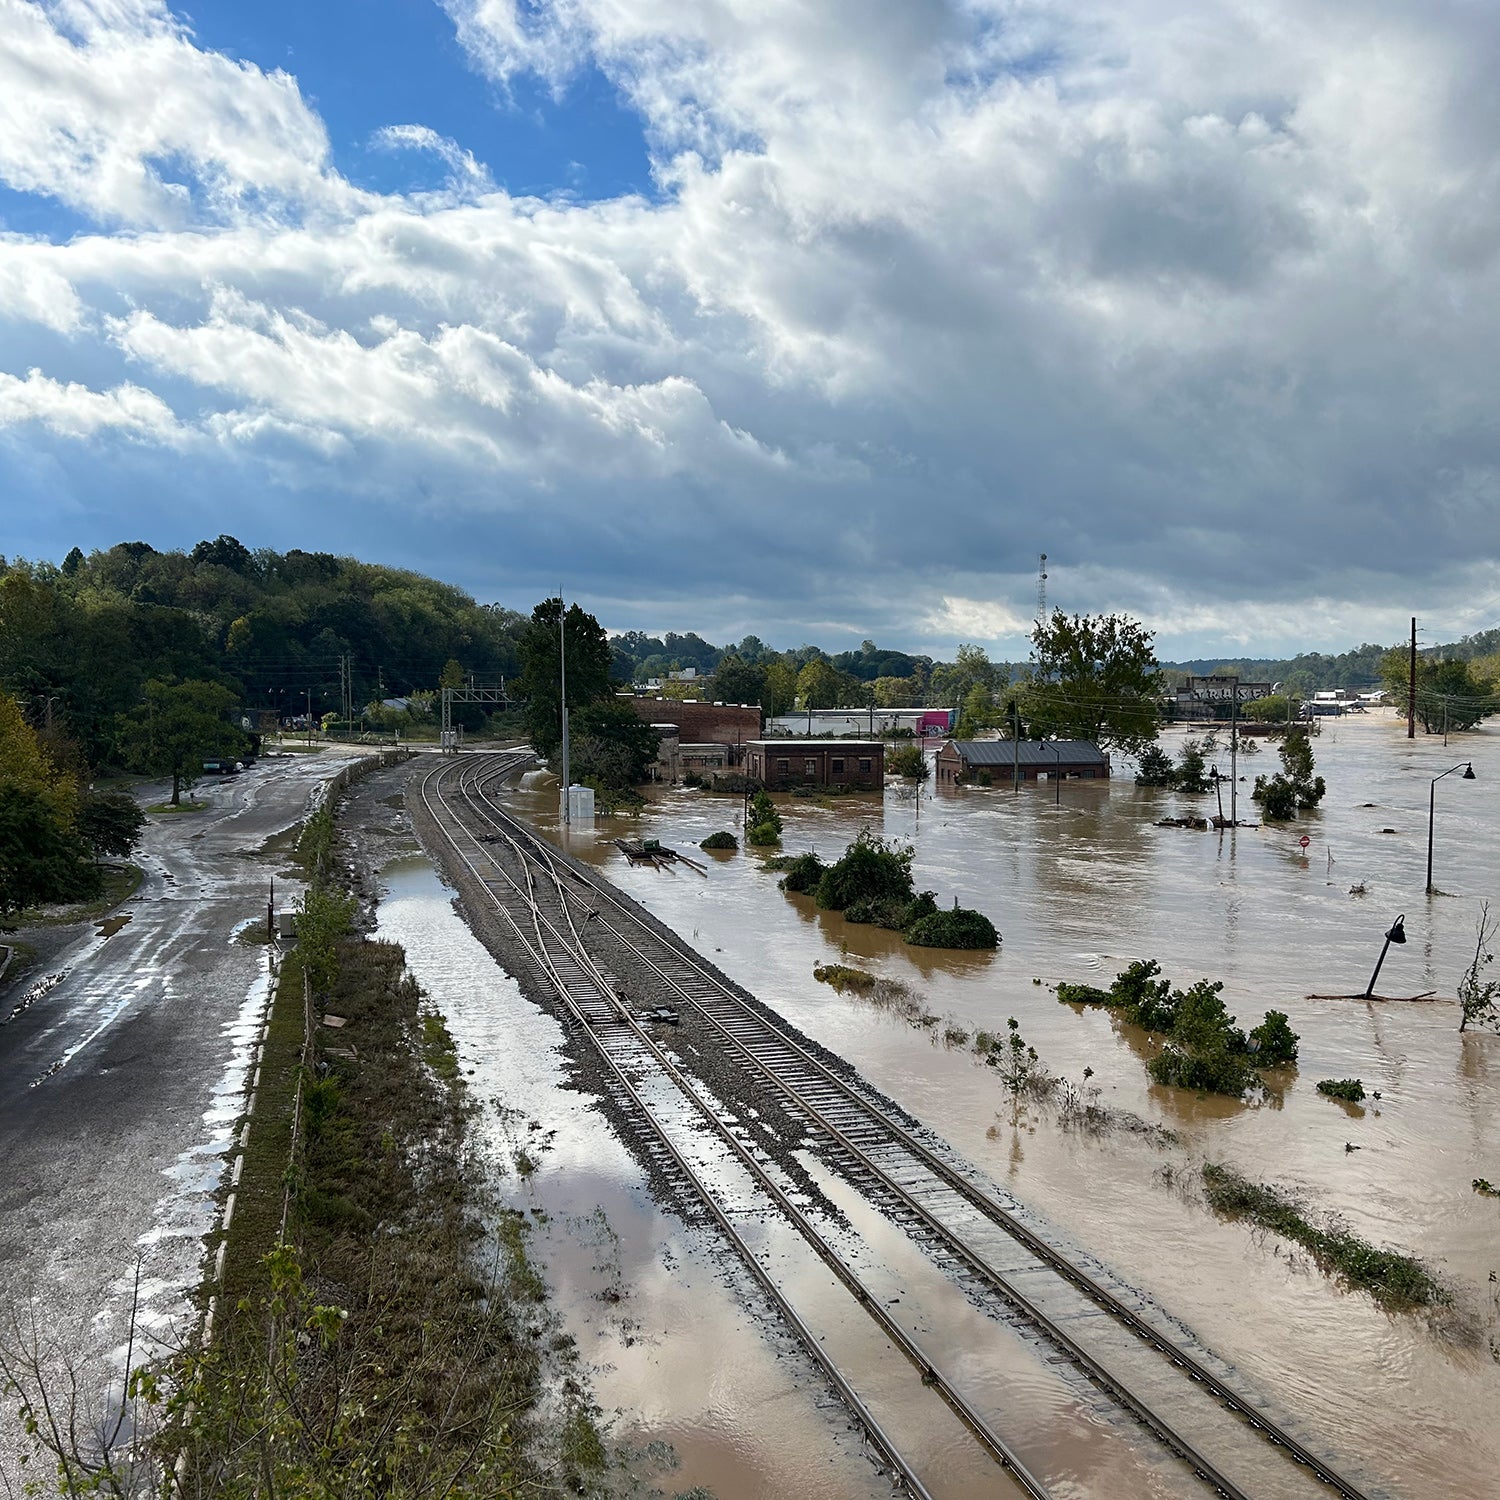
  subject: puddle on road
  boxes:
[492,715,1500,1499]
[376,856,892,1500]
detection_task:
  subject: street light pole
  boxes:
[1363,914,1407,999]
[559,591,570,827]
[1426,762,1475,895]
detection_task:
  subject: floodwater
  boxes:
[484,712,1500,1500]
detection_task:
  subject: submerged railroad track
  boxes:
[415,749,1380,1500]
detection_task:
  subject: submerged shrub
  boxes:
[812,963,877,993]
[1056,981,1112,1006]
[1250,1010,1299,1065]
[1316,1078,1366,1102]
[1201,1162,1445,1310]
[777,851,828,893]
[1148,1043,1259,1097]
[699,830,738,851]
[1058,958,1300,1098]
[814,829,915,911]
[906,906,999,950]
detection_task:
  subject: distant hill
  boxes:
[0,537,527,764]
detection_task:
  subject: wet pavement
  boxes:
[481,713,1500,1500]
[0,749,359,1489]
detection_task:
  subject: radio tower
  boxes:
[1036,553,1048,622]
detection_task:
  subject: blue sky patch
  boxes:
[174,0,657,204]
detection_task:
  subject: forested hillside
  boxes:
[0,538,526,766]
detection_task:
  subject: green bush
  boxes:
[813,829,914,911]
[1058,958,1300,1098]
[906,907,1000,949]
[746,789,782,844]
[1056,981,1112,1005]
[1253,772,1299,820]
[1111,959,1178,1032]
[1316,1078,1366,1102]
[812,963,877,992]
[776,851,828,893]
[845,889,939,930]
[1148,1044,1259,1096]
[1250,1010,1299,1064]
[699,830,738,850]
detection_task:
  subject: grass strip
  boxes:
[1201,1162,1448,1311]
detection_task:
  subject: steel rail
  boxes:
[417,755,934,1499]
[461,753,1374,1500]
[430,755,1050,1499]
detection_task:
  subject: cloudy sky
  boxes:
[1,0,1497,659]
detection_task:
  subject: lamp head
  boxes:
[1386,915,1407,945]
[1463,764,1476,780]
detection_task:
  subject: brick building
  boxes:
[618,694,761,751]
[935,739,1109,787]
[742,740,885,791]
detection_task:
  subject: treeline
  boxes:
[1163,627,1500,694]
[0,537,527,767]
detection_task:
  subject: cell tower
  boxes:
[1036,553,1048,622]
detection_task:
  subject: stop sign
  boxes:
[1298,834,1310,848]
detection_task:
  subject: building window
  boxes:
[831,757,845,774]
[804,758,817,777]
[859,758,872,773]
[776,758,789,775]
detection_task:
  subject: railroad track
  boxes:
[420,750,1379,1500]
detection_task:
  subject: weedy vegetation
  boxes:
[1201,1163,1448,1312]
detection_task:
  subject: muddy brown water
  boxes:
[391,714,1500,1498]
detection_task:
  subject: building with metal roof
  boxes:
[934,739,1109,787]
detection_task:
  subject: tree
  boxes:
[711,652,767,707]
[746,789,782,847]
[190,534,254,572]
[517,599,613,761]
[0,692,99,918]
[1135,745,1175,787]
[439,658,464,690]
[568,701,660,788]
[1458,903,1500,1033]
[872,674,918,708]
[1380,651,1498,734]
[1023,611,1161,754]
[763,660,799,717]
[796,660,844,710]
[1252,727,1325,820]
[119,680,247,805]
[956,683,1001,738]
[76,791,146,858]
[887,744,929,780]
[929,644,1000,710]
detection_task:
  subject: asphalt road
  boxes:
[0,750,354,1486]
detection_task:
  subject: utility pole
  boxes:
[1037,553,1048,622]
[1012,702,1021,791]
[559,592,571,827]
[1408,617,1417,739]
[1229,674,1239,827]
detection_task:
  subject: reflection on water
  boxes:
[496,713,1500,1499]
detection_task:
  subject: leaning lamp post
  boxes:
[1427,762,1476,895]
[1363,914,1407,999]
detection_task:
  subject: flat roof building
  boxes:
[935,739,1109,787]
[743,739,885,791]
